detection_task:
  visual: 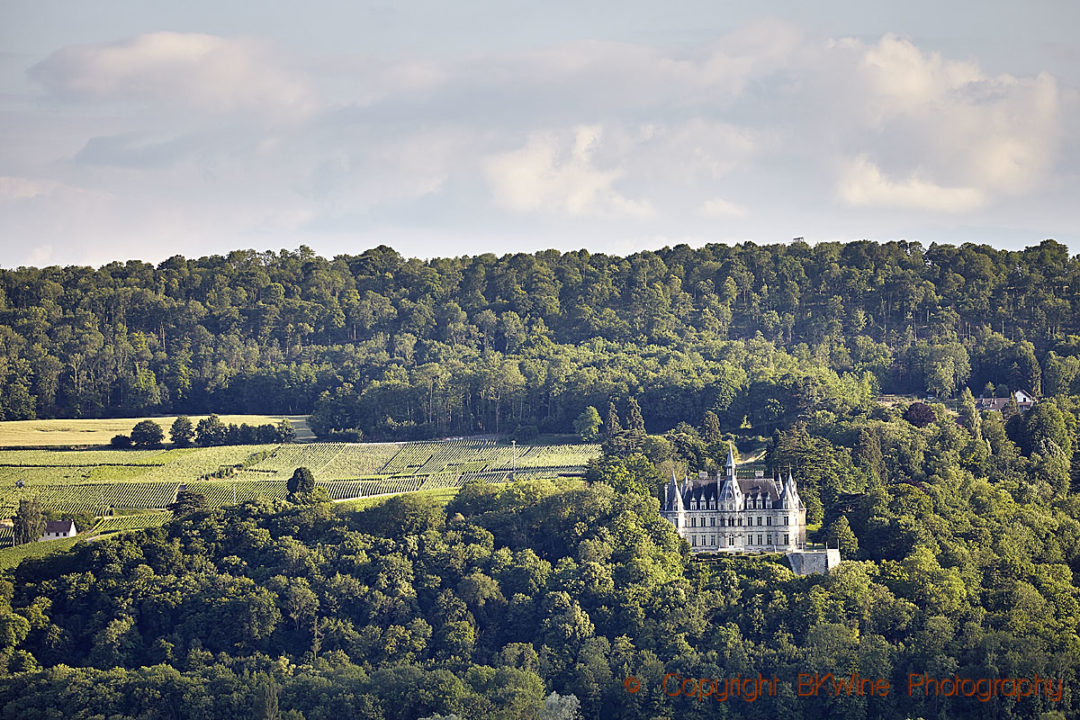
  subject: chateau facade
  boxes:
[661,445,806,553]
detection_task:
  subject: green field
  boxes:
[0,535,84,570]
[0,438,596,570]
[334,486,461,511]
[0,438,599,519]
[0,414,314,448]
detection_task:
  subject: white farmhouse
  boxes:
[41,519,77,541]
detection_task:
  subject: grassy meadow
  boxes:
[0,414,314,448]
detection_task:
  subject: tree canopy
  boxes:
[0,241,1076,440]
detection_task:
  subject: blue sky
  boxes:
[1,1,1078,266]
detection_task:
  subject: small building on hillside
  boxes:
[1014,390,1036,406]
[787,548,842,576]
[40,520,77,541]
[976,390,1037,413]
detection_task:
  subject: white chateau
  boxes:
[661,444,806,553]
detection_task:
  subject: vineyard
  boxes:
[0,438,599,517]
[95,512,171,534]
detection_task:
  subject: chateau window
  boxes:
[757,517,762,526]
[692,535,697,547]
[767,535,772,545]
[767,517,772,526]
[784,534,789,545]
[728,537,734,547]
[674,518,679,528]
[757,534,763,545]
[710,517,716,527]
[783,516,788,525]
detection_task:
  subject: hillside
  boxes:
[3,462,1079,719]
[0,241,1074,442]
[3,241,1080,719]
[0,439,599,519]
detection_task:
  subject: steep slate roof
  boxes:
[778,469,803,510]
[43,520,75,534]
[661,441,804,512]
[663,471,802,511]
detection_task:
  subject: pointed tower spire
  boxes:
[665,472,679,511]
[718,442,743,510]
[780,468,802,509]
[667,472,688,512]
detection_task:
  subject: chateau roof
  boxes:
[663,471,794,510]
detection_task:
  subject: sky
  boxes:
[1,1,1078,267]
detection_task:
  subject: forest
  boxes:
[2,384,1080,719]
[3,238,1080,719]
[0,240,1072,439]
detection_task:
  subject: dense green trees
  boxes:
[572,407,601,442]
[129,419,164,447]
[166,490,207,517]
[170,415,194,447]
[287,467,316,496]
[3,435,1079,719]
[1,241,1078,438]
[4,239,1080,718]
[185,414,293,446]
[12,499,45,545]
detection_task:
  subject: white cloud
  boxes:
[826,34,1062,208]
[519,20,798,101]
[838,155,985,212]
[0,175,109,202]
[0,176,59,200]
[484,125,653,217]
[859,33,983,118]
[700,198,748,218]
[29,32,316,117]
[3,20,1075,265]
